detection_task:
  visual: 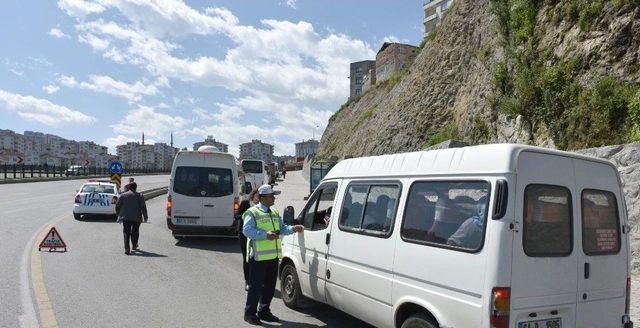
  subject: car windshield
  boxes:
[81,184,115,194]
[173,166,234,197]
[242,161,263,173]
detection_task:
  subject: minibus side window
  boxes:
[581,189,621,255]
[523,184,572,257]
[339,183,401,237]
[400,181,490,252]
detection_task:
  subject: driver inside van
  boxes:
[446,196,487,249]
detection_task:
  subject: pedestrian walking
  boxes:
[115,182,148,255]
[282,168,286,179]
[242,184,304,325]
[236,188,259,292]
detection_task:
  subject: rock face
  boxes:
[576,142,640,273]
[319,0,640,158]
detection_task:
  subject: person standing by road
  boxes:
[115,182,148,255]
[236,188,259,292]
[242,184,304,325]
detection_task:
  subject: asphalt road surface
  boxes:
[0,175,170,328]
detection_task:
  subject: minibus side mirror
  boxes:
[492,179,508,220]
[283,206,295,225]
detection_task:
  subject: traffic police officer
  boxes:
[242,184,304,325]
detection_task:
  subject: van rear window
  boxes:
[523,185,572,257]
[400,181,489,252]
[173,166,233,197]
[242,161,263,173]
[582,189,621,255]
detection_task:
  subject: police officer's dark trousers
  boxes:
[244,257,279,315]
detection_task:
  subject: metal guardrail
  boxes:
[0,164,169,180]
[140,187,169,200]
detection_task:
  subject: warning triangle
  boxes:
[38,227,67,251]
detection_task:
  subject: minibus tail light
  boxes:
[166,195,172,216]
[626,277,631,314]
[233,197,239,216]
[490,287,510,328]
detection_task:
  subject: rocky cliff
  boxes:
[319,0,640,158]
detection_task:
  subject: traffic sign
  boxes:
[16,156,24,164]
[38,227,67,252]
[111,173,122,188]
[109,161,123,174]
[84,159,90,166]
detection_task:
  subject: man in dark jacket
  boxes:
[115,182,148,255]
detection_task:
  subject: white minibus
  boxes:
[279,144,632,328]
[166,146,239,238]
[241,159,267,189]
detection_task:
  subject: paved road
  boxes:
[0,175,170,328]
[36,170,367,327]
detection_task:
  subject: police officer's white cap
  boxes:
[258,184,274,195]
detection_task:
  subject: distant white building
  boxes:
[424,0,454,36]
[116,134,178,170]
[239,139,274,163]
[295,139,319,158]
[193,136,228,153]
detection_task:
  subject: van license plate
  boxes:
[519,318,561,328]
[176,218,198,225]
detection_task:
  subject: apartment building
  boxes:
[295,139,319,158]
[239,139,274,163]
[424,0,454,36]
[349,60,376,99]
[193,136,229,152]
[375,42,419,82]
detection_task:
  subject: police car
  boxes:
[73,180,120,220]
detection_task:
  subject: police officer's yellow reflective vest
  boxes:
[243,205,281,262]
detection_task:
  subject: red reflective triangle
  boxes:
[38,227,67,249]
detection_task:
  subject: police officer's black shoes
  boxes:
[243,314,261,325]
[257,311,279,322]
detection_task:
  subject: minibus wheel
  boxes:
[401,313,437,328]
[74,213,82,221]
[281,263,302,309]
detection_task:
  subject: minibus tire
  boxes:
[281,264,302,309]
[401,313,437,328]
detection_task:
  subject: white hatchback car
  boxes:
[73,180,120,220]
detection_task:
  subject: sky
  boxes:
[0,0,423,156]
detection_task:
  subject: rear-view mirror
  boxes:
[283,206,295,225]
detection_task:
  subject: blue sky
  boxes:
[0,0,423,156]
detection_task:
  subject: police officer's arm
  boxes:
[278,216,304,235]
[242,211,268,240]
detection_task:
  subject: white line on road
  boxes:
[19,225,41,328]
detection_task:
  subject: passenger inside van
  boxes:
[446,196,487,249]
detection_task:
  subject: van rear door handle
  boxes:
[204,204,214,207]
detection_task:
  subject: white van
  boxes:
[279,144,632,328]
[166,146,239,238]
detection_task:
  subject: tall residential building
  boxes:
[375,42,419,82]
[116,141,177,170]
[295,139,319,158]
[424,0,454,36]
[239,139,274,163]
[193,136,229,152]
[349,60,376,99]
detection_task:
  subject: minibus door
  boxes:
[201,167,235,227]
[293,182,338,302]
[171,165,205,227]
[511,152,578,327]
[573,160,627,327]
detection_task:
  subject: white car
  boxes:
[73,180,120,220]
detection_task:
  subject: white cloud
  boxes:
[60,0,375,155]
[58,74,162,102]
[111,105,188,139]
[48,27,70,39]
[57,0,105,18]
[281,0,297,9]
[0,89,95,126]
[43,85,60,94]
[9,69,24,76]
[78,33,110,50]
